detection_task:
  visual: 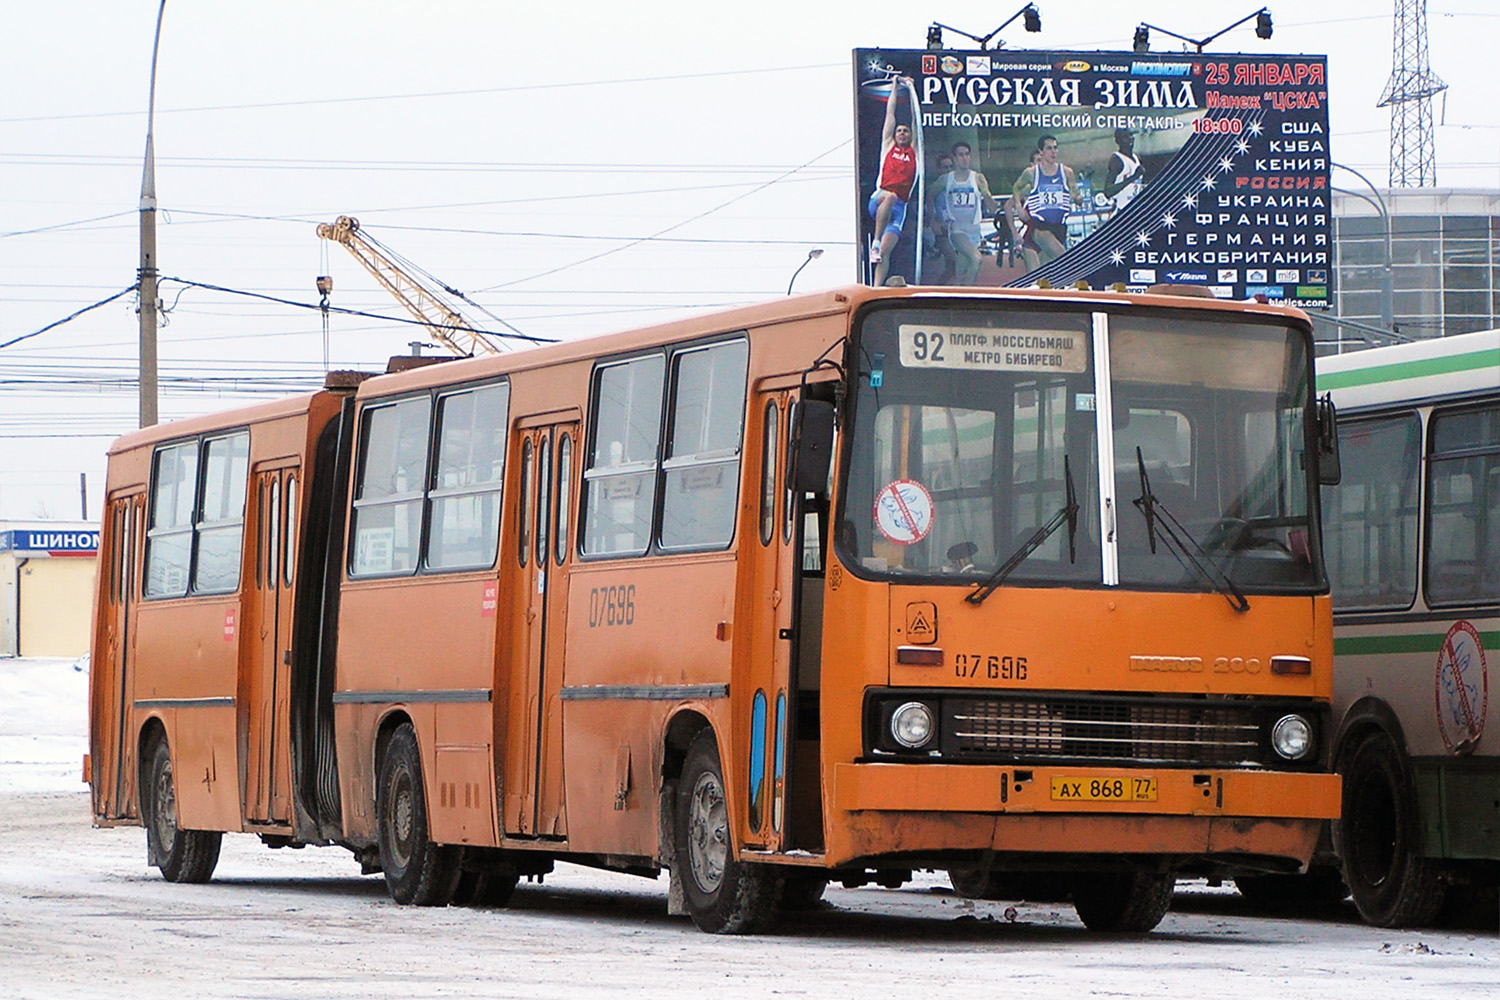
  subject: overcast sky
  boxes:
[1,1,1495,521]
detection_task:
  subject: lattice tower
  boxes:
[1377,0,1447,187]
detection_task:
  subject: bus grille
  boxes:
[944,696,1265,767]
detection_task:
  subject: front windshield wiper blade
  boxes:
[1131,447,1250,614]
[967,456,1078,606]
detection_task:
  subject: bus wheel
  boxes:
[1335,734,1446,927]
[143,738,221,884]
[1070,870,1173,933]
[675,730,782,933]
[376,724,461,907]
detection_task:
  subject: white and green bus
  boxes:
[1313,329,1499,926]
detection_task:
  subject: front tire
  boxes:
[143,737,221,883]
[376,724,461,906]
[1334,733,1446,927]
[675,730,781,933]
[1070,870,1173,933]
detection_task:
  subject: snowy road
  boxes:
[0,659,1493,998]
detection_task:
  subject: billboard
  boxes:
[854,49,1330,307]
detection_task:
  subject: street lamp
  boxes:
[787,249,824,295]
[1332,161,1394,340]
[928,4,1041,50]
[1132,8,1271,53]
[138,0,167,428]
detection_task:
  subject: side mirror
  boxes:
[788,400,835,497]
[1316,394,1341,486]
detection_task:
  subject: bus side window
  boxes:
[284,474,297,587]
[145,441,200,598]
[581,354,665,557]
[660,339,748,551]
[1426,404,1499,606]
[350,397,431,577]
[1322,414,1421,610]
[760,401,779,546]
[428,382,509,572]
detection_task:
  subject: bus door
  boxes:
[247,463,299,824]
[748,388,823,852]
[95,491,144,819]
[504,417,578,838]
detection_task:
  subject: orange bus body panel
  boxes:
[88,286,1339,917]
[90,391,344,835]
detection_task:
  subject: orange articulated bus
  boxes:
[89,285,1342,934]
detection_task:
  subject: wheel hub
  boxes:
[687,771,727,893]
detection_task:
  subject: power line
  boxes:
[0,62,844,125]
[156,276,557,346]
[0,287,136,351]
[0,212,135,240]
[479,139,853,291]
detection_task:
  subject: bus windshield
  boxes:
[839,303,1321,594]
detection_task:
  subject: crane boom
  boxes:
[316,215,504,357]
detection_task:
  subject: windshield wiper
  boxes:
[967,456,1078,606]
[1131,447,1250,613]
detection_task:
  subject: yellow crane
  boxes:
[316,215,505,357]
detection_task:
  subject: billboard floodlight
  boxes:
[1133,8,1274,54]
[928,4,1041,50]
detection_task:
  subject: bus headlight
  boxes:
[1271,714,1313,761]
[891,701,936,749]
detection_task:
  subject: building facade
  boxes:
[1331,188,1500,344]
[0,522,99,658]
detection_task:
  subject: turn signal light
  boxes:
[896,645,944,666]
[1271,656,1312,676]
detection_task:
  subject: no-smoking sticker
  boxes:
[1435,620,1488,754]
[874,479,934,545]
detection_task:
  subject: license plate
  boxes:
[1049,776,1158,802]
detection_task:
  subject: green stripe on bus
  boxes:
[1317,348,1500,391]
[1335,630,1500,656]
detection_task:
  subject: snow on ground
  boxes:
[0,656,1493,999]
[0,656,90,794]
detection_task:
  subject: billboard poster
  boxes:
[854,49,1331,307]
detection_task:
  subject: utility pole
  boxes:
[138,1,167,428]
[1379,0,1446,187]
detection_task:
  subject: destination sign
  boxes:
[898,324,1088,373]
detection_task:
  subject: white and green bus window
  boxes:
[1323,414,1421,610]
[1426,404,1500,607]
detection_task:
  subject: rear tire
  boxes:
[1071,870,1173,933]
[143,737,221,884]
[1334,733,1446,927]
[376,724,461,907]
[675,730,782,933]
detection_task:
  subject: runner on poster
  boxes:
[874,478,935,545]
